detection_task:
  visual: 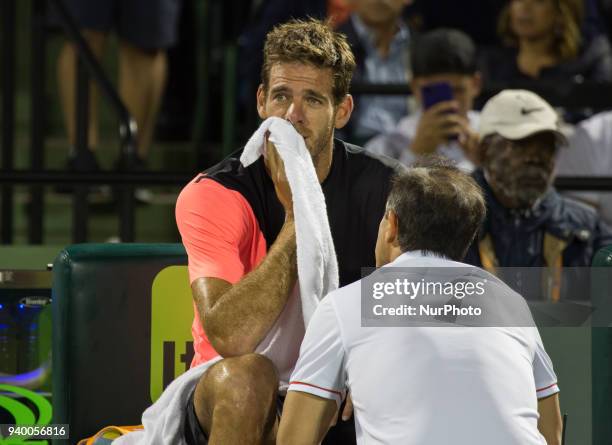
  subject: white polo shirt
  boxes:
[288,251,559,445]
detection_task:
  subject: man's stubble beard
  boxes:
[308,117,336,167]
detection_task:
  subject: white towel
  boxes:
[114,358,222,445]
[241,116,339,325]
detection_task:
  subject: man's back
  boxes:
[341,313,547,443]
[289,253,558,444]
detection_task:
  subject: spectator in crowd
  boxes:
[328,0,353,27]
[481,0,612,84]
[337,0,413,144]
[56,0,181,171]
[365,28,481,172]
[464,89,612,272]
[406,0,506,44]
[556,110,612,227]
[278,161,562,445]
[406,0,605,46]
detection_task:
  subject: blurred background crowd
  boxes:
[2,0,612,244]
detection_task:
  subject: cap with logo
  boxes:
[478,89,567,144]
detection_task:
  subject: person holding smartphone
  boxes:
[365,28,481,171]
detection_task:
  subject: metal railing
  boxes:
[1,0,138,244]
[2,0,17,245]
[1,171,611,191]
[350,80,612,111]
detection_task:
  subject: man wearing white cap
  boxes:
[464,89,612,273]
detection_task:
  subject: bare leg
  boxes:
[57,30,106,150]
[118,40,167,160]
[193,353,279,445]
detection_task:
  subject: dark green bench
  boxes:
[51,244,191,444]
[50,244,612,444]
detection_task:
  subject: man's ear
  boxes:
[334,94,354,129]
[385,209,400,246]
[256,84,267,119]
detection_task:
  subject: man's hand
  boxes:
[342,393,353,421]
[328,392,353,429]
[265,137,293,217]
[456,116,481,166]
[411,101,462,155]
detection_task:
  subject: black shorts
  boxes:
[56,0,181,50]
[184,388,286,445]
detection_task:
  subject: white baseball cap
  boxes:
[479,89,567,144]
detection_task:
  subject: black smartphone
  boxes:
[421,82,458,140]
[421,82,454,110]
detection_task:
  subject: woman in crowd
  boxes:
[481,0,612,83]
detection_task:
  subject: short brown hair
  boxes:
[498,0,583,61]
[261,18,356,105]
[386,159,486,261]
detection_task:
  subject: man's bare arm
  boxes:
[538,393,562,445]
[191,217,297,357]
[277,392,337,445]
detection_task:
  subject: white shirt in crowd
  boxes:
[350,15,412,141]
[556,111,612,226]
[288,251,559,445]
[364,110,480,172]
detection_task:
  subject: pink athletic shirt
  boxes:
[176,178,267,366]
[176,140,400,369]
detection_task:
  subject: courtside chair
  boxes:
[51,244,192,444]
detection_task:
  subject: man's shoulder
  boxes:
[337,139,406,176]
[201,148,248,179]
[551,190,602,229]
[192,148,271,202]
[320,279,363,321]
[177,150,261,222]
[178,174,235,202]
[179,152,249,201]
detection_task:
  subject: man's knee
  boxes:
[191,355,279,439]
[195,354,279,413]
[209,353,278,400]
